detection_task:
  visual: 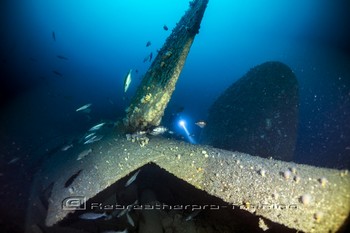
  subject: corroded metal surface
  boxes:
[124,0,209,131]
[26,133,349,233]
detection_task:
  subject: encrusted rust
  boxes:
[27,135,350,232]
[124,0,209,131]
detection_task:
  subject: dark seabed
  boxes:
[0,0,349,232]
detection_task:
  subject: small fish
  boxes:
[84,135,103,144]
[117,208,129,218]
[142,52,153,63]
[79,212,108,220]
[149,126,167,136]
[146,41,151,47]
[61,144,73,151]
[52,70,63,77]
[117,200,138,218]
[88,122,106,131]
[76,103,92,112]
[84,132,96,140]
[124,69,132,93]
[125,169,141,187]
[143,55,149,63]
[163,25,168,31]
[185,210,201,221]
[52,31,56,41]
[126,212,135,227]
[65,169,82,187]
[77,148,92,160]
[195,121,206,128]
[84,135,97,144]
[56,55,68,60]
[176,106,185,114]
[7,157,20,165]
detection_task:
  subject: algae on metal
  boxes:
[124,0,209,131]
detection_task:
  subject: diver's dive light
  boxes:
[178,120,195,144]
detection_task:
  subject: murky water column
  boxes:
[124,0,209,132]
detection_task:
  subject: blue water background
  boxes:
[1,0,349,169]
